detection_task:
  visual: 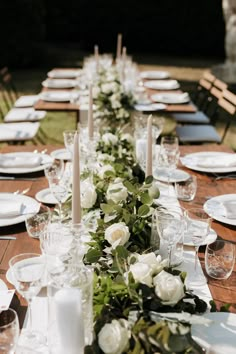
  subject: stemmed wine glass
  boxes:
[63,130,78,160]
[185,208,212,287]
[155,209,185,267]
[44,158,64,180]
[157,136,179,195]
[0,308,19,353]
[9,253,46,349]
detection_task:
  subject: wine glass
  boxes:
[155,209,185,267]
[185,208,212,287]
[157,136,180,194]
[0,308,19,353]
[63,130,78,160]
[44,158,64,179]
[9,253,46,349]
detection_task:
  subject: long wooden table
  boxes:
[0,143,236,328]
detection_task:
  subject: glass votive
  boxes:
[205,240,235,280]
[0,308,19,353]
[174,175,197,201]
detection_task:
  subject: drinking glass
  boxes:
[25,205,51,239]
[44,159,64,179]
[174,175,197,201]
[63,130,78,159]
[205,240,235,280]
[155,209,185,267]
[0,308,19,354]
[9,253,46,349]
[185,208,212,286]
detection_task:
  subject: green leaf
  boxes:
[123,209,131,224]
[115,245,129,259]
[101,203,115,214]
[140,191,152,205]
[123,180,138,194]
[85,249,102,263]
[145,175,153,184]
[138,204,150,217]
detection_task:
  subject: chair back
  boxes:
[217,89,236,142]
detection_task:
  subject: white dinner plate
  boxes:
[144,80,180,90]
[47,69,81,79]
[42,79,77,89]
[180,152,236,173]
[0,152,53,174]
[184,228,217,246]
[192,312,236,351]
[134,103,167,112]
[0,279,7,290]
[204,194,236,226]
[153,168,190,183]
[50,148,71,161]
[35,188,57,205]
[151,92,190,104]
[0,193,40,227]
[140,70,170,80]
[40,91,79,102]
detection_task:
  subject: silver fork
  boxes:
[13,187,30,195]
[215,174,236,180]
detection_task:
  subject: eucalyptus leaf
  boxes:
[140,191,152,205]
[123,180,138,194]
[85,249,102,263]
[138,204,150,217]
[145,175,153,184]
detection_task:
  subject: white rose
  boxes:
[129,262,153,287]
[102,133,118,145]
[98,319,130,354]
[105,222,130,249]
[98,164,115,179]
[137,253,165,274]
[80,180,97,209]
[153,270,185,306]
[98,153,115,163]
[121,133,134,145]
[106,181,128,204]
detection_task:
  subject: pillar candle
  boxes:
[146,115,153,177]
[54,288,84,354]
[72,132,81,223]
[88,84,94,139]
[116,33,122,60]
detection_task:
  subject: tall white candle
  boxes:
[116,33,122,60]
[88,84,94,139]
[122,46,127,62]
[94,44,99,71]
[54,288,84,354]
[146,115,153,177]
[72,132,81,223]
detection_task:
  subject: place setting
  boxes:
[47,69,82,79]
[143,79,180,90]
[41,78,78,89]
[203,193,236,226]
[140,70,170,80]
[151,91,190,104]
[39,90,80,102]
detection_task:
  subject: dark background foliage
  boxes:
[0,0,225,68]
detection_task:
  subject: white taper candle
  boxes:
[88,84,94,139]
[116,33,122,60]
[146,114,153,177]
[72,132,81,223]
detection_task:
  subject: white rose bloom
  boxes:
[102,133,118,145]
[137,253,165,274]
[98,165,115,179]
[121,133,134,144]
[80,179,97,209]
[98,319,130,354]
[106,181,128,204]
[97,153,115,163]
[130,262,153,287]
[153,270,185,306]
[105,222,130,249]
[110,94,122,109]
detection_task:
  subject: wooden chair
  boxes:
[176,87,236,144]
[192,71,216,110]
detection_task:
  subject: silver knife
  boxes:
[0,176,38,181]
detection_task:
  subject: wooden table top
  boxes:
[0,143,235,327]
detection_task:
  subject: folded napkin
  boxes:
[14,95,39,108]
[222,201,236,219]
[0,201,23,218]
[0,155,42,168]
[196,155,236,168]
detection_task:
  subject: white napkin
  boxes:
[4,108,46,122]
[0,201,23,217]
[222,201,236,219]
[196,155,236,168]
[14,95,39,108]
[0,155,42,168]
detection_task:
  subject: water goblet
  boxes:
[9,253,46,349]
[155,209,185,267]
[0,308,19,354]
[185,208,212,287]
[25,204,51,239]
[44,158,64,179]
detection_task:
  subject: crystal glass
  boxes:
[0,308,19,354]
[174,175,197,201]
[63,130,78,159]
[9,253,46,349]
[205,240,235,280]
[155,209,185,267]
[25,205,51,239]
[185,208,212,286]
[44,159,64,179]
